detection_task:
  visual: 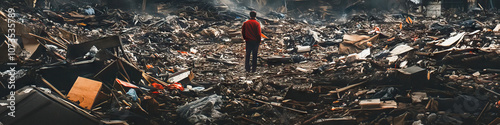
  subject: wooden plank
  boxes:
[238,116,262,125]
[477,102,491,122]
[58,27,77,43]
[249,98,308,114]
[489,118,500,125]
[0,10,6,19]
[29,33,67,50]
[35,39,66,60]
[301,111,327,125]
[328,80,368,95]
[41,76,66,98]
[48,34,67,47]
[143,72,169,86]
[437,32,466,47]
[67,77,103,110]
[167,70,191,83]
[312,117,357,124]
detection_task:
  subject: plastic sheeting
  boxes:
[177,94,224,124]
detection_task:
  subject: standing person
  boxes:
[242,11,262,72]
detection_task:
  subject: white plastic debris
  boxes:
[296,45,311,53]
[177,94,223,124]
[386,56,399,65]
[390,44,414,56]
[84,46,99,58]
[437,32,466,47]
[358,48,371,59]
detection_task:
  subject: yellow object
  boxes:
[427,70,431,80]
[77,23,87,26]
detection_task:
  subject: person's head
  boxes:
[250,11,256,18]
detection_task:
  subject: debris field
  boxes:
[1,0,500,125]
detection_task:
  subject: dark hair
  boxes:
[250,11,256,18]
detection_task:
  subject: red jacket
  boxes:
[242,19,261,42]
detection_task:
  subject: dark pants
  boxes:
[245,41,260,72]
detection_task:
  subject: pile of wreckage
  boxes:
[1,0,500,124]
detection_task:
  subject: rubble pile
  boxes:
[1,0,500,125]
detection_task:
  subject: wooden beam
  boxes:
[302,111,327,125]
[29,33,67,50]
[41,76,66,98]
[249,98,307,114]
[328,80,368,95]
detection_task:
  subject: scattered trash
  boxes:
[0,0,500,124]
[177,94,224,124]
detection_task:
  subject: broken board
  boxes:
[67,77,103,109]
[359,99,397,109]
[168,70,193,83]
[494,24,500,36]
[489,117,500,125]
[390,44,414,56]
[0,86,101,125]
[360,99,381,109]
[437,32,466,47]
